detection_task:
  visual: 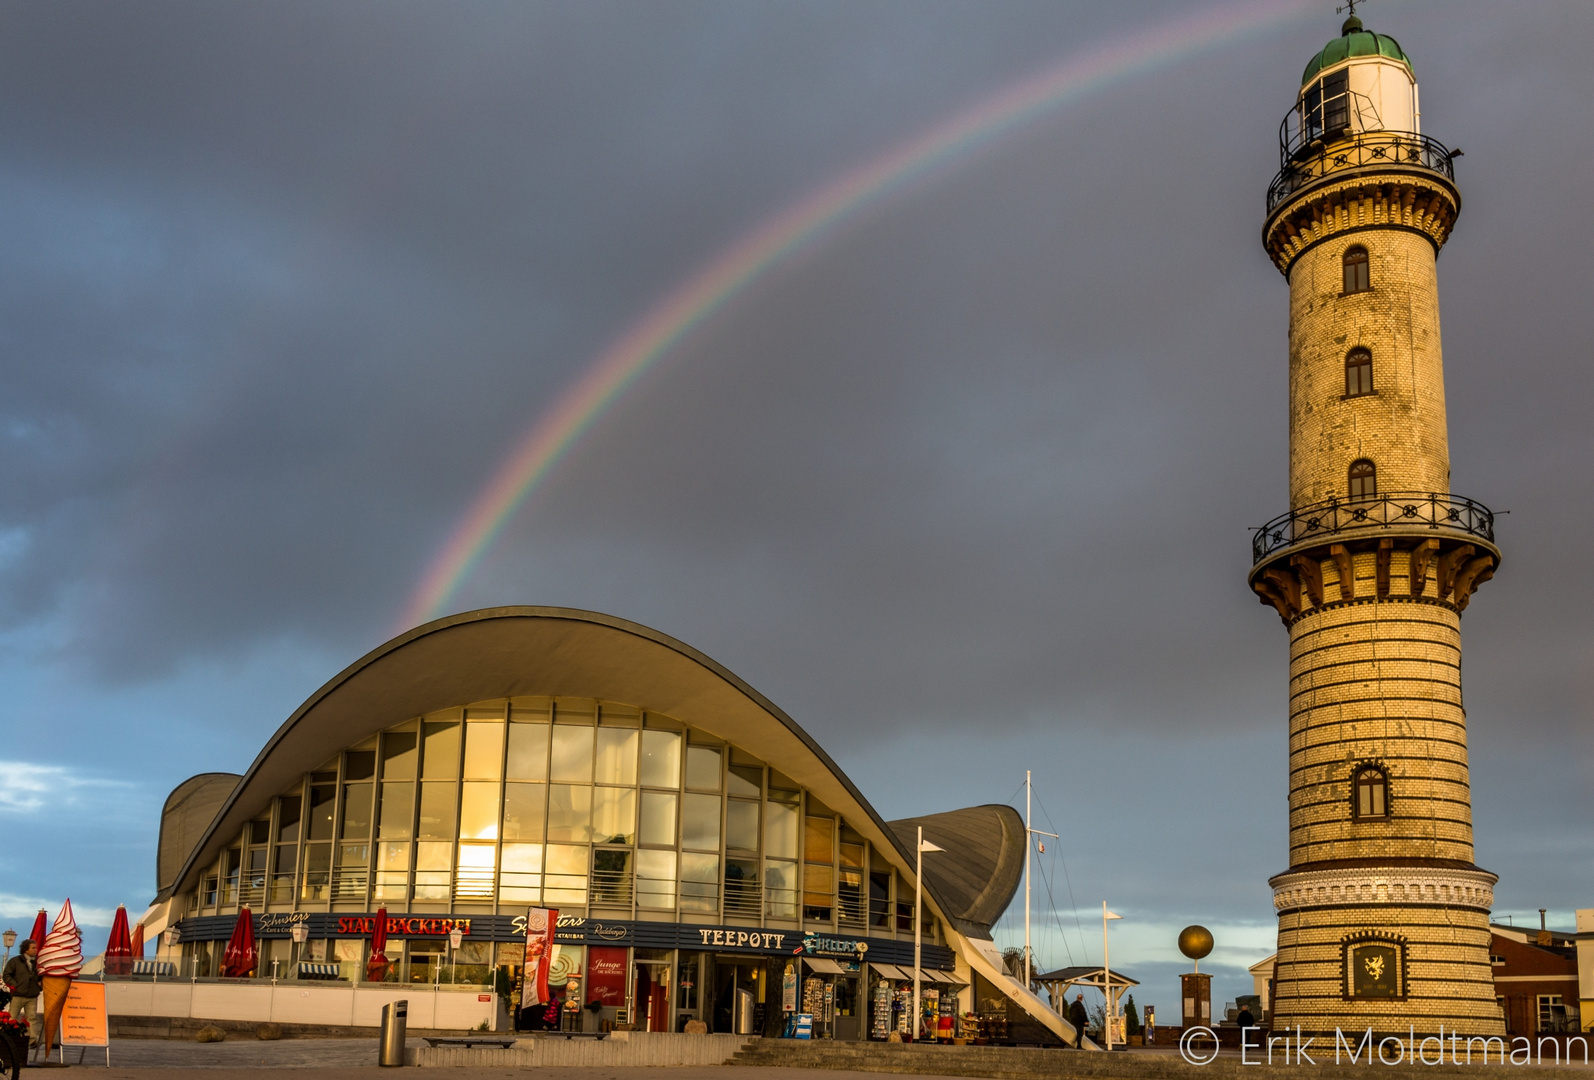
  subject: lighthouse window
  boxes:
[1353,767,1389,819]
[1343,246,1370,294]
[1347,459,1376,501]
[1345,349,1373,397]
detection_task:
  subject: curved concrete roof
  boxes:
[887,805,1025,937]
[158,773,241,894]
[162,607,1018,937]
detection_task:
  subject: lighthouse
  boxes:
[1250,14,1505,1038]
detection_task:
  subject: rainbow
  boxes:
[399,0,1312,631]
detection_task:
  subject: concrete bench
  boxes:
[423,1037,518,1049]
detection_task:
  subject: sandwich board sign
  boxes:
[61,981,111,1066]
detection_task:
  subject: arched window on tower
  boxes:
[1346,348,1374,397]
[1343,245,1370,294]
[1348,458,1376,501]
[1353,766,1390,820]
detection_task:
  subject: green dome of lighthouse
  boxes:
[1301,16,1412,87]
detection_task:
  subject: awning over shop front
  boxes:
[802,957,852,975]
[869,962,911,980]
[925,969,968,986]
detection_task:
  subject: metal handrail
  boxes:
[1267,130,1455,212]
[1252,491,1494,565]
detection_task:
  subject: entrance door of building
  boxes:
[634,961,671,1032]
[712,956,766,1034]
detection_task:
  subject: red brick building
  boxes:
[1491,923,1580,1036]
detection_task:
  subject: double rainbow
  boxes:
[398,0,1311,631]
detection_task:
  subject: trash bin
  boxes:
[735,988,755,1035]
[379,1000,408,1067]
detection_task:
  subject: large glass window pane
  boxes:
[547,785,592,843]
[463,722,505,780]
[594,728,639,786]
[765,800,798,859]
[639,791,677,847]
[545,844,589,905]
[502,783,546,841]
[803,863,834,919]
[637,849,677,909]
[345,750,376,781]
[680,852,719,913]
[378,783,414,840]
[764,860,798,919]
[301,843,331,900]
[591,849,634,905]
[414,841,452,900]
[456,843,496,900]
[804,817,834,863]
[726,799,759,852]
[460,781,500,841]
[381,730,418,779]
[499,843,542,903]
[682,793,721,851]
[686,745,722,791]
[550,727,593,784]
[506,722,549,781]
[340,784,373,839]
[422,722,461,779]
[375,842,410,901]
[839,839,865,869]
[307,785,336,841]
[640,730,681,788]
[727,764,761,798]
[592,787,637,845]
[276,796,302,843]
[417,782,458,840]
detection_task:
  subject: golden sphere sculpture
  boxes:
[1178,925,1214,961]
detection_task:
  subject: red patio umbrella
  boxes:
[104,905,134,976]
[27,909,46,953]
[364,907,391,983]
[129,922,145,959]
[220,907,257,979]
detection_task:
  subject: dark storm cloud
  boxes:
[1,0,1591,1005]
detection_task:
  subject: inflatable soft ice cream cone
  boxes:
[36,900,84,1055]
[40,975,72,1053]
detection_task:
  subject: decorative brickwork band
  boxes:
[1271,864,1497,915]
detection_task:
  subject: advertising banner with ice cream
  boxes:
[522,907,558,1007]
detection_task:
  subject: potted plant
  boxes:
[1124,995,1143,1046]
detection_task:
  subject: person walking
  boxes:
[3,939,42,1048]
[1067,992,1089,1049]
[1236,1003,1257,1048]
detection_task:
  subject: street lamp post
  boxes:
[2,929,15,963]
[291,923,309,978]
[914,826,943,1042]
[449,927,464,986]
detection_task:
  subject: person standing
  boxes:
[3,939,42,1047]
[1067,992,1089,1049]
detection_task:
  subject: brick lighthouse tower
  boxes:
[1250,14,1505,1039]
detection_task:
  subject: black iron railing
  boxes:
[1268,130,1455,212]
[1252,491,1494,565]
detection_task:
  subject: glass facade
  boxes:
[187,696,937,944]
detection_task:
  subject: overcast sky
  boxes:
[1,0,1589,1010]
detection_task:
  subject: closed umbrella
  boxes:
[27,909,46,954]
[129,922,145,959]
[220,907,257,979]
[364,907,391,983]
[104,905,134,976]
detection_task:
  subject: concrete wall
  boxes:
[105,981,497,1031]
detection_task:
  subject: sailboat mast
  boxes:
[1024,769,1031,989]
